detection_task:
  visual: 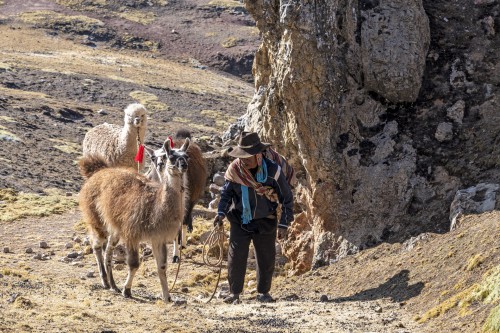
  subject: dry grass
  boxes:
[55,0,107,7]
[221,36,243,48]
[0,26,252,101]
[0,188,78,222]
[200,109,238,129]
[207,0,244,8]
[0,116,16,123]
[48,138,81,155]
[466,254,485,271]
[418,265,500,323]
[115,11,157,25]
[0,125,21,142]
[484,305,500,333]
[18,10,105,31]
[129,91,169,113]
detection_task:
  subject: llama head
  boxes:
[163,138,189,177]
[145,137,190,181]
[123,103,147,129]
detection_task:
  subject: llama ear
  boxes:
[180,137,190,152]
[163,139,172,155]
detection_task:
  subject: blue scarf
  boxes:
[241,159,268,224]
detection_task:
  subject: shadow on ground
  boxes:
[330,270,424,303]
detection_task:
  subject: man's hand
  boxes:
[277,227,288,240]
[213,215,224,227]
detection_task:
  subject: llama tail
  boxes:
[79,156,108,178]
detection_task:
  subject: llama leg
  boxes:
[172,232,180,263]
[183,201,194,233]
[104,234,120,293]
[92,236,109,289]
[152,241,170,303]
[123,246,139,298]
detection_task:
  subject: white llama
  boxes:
[82,103,147,170]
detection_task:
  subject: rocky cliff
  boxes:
[244,0,500,273]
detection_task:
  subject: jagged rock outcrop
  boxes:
[449,183,500,231]
[243,0,500,273]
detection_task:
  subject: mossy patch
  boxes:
[1,268,28,278]
[116,11,156,25]
[48,138,81,154]
[114,34,160,51]
[0,188,78,222]
[419,265,500,323]
[0,116,16,123]
[56,0,168,10]
[207,0,244,9]
[129,91,169,112]
[55,0,107,8]
[74,218,87,232]
[466,254,484,271]
[221,36,243,48]
[17,11,109,38]
[483,305,500,333]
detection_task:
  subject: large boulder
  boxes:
[244,0,500,272]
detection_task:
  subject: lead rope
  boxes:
[169,241,181,291]
[202,223,226,303]
[136,128,141,173]
[169,188,185,292]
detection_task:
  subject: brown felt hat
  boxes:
[227,132,271,158]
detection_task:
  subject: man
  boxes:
[214,131,294,304]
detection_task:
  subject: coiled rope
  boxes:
[202,223,226,303]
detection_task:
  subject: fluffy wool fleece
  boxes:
[82,103,147,169]
[78,154,185,248]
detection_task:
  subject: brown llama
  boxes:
[79,138,190,303]
[145,129,207,263]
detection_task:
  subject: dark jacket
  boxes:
[217,157,294,228]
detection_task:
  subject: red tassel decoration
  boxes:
[134,144,145,163]
[168,136,174,148]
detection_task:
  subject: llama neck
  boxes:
[165,174,184,195]
[154,171,183,223]
[121,123,146,146]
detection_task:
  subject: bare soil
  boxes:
[0,2,498,333]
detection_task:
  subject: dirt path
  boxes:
[0,210,419,333]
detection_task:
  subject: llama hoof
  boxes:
[123,288,132,298]
[102,282,110,289]
[172,256,180,263]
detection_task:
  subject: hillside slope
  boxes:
[0,207,497,332]
[0,1,498,332]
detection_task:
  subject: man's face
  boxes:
[240,155,258,169]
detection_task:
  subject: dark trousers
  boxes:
[227,212,277,295]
